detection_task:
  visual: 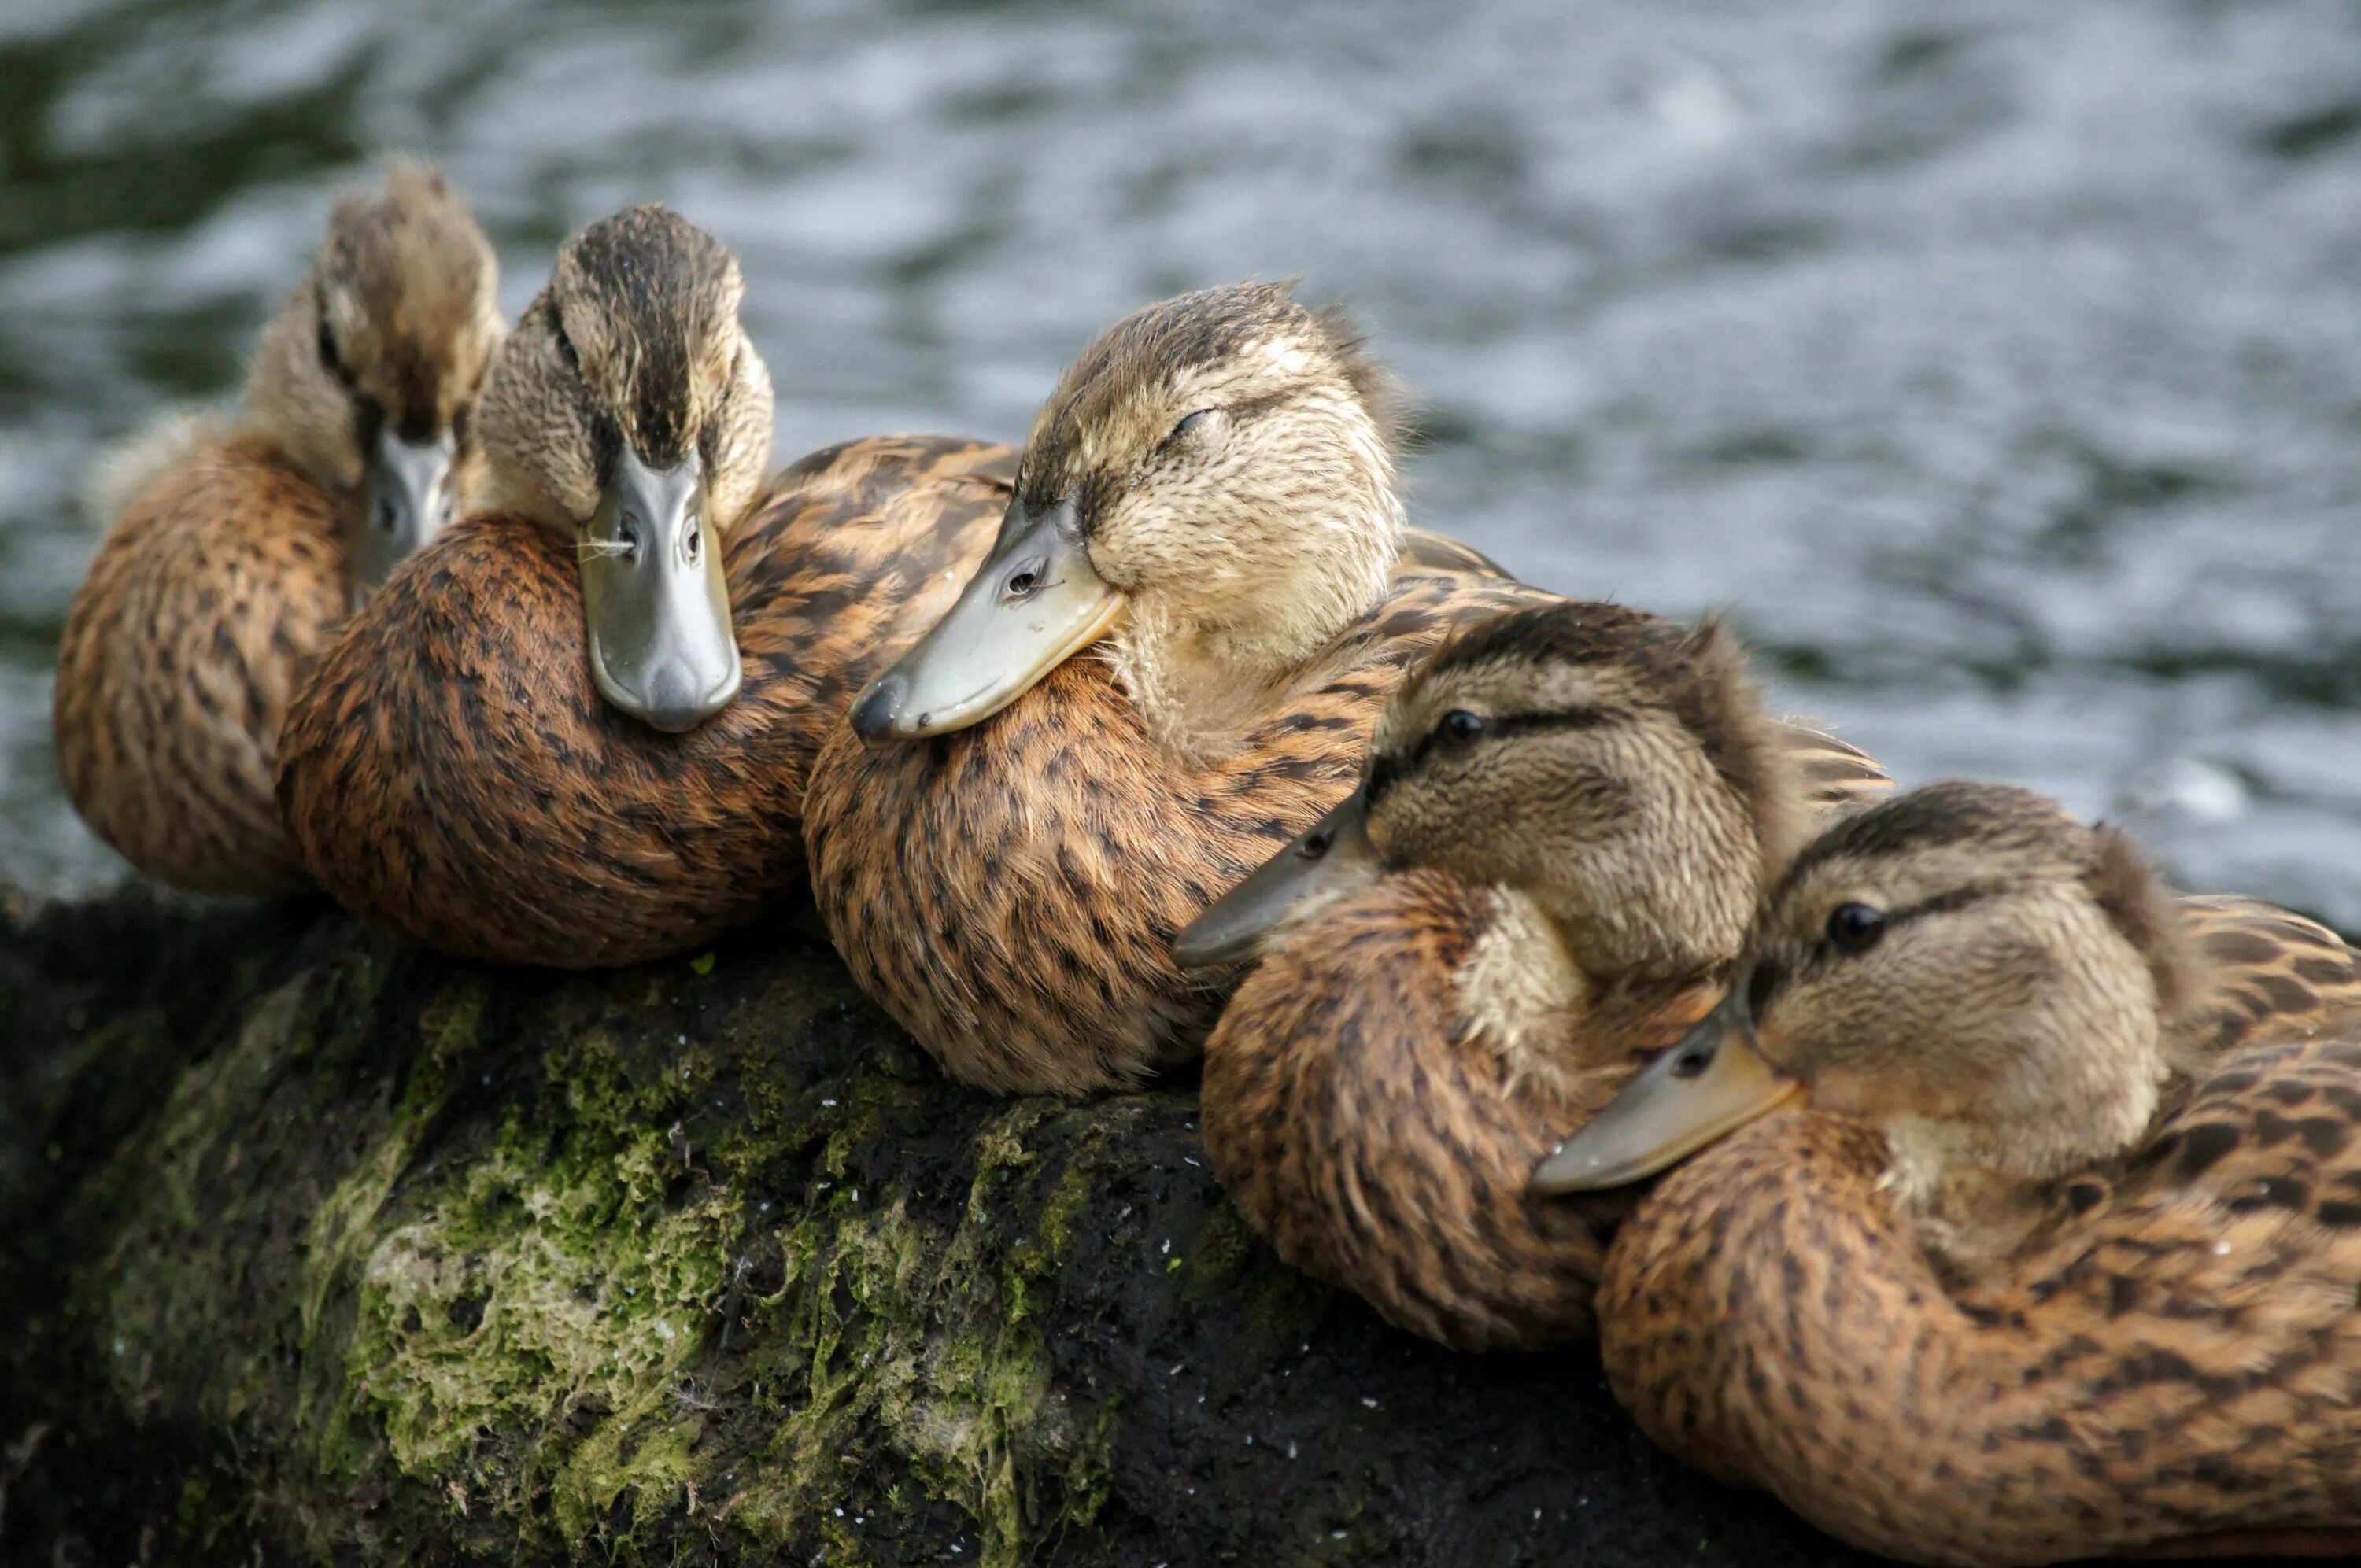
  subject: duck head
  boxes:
[1177,603,1807,979]
[244,161,503,604]
[851,280,1404,759]
[475,205,774,732]
[1534,781,2199,1208]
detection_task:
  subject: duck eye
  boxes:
[1825,902,1886,955]
[554,323,579,371]
[316,318,342,374]
[1438,709,1485,744]
[1165,408,1217,448]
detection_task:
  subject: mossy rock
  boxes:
[0,891,1871,1566]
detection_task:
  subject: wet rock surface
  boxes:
[0,890,1873,1566]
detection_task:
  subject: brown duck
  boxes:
[803,281,1563,1097]
[275,206,1011,966]
[1171,600,1890,1352]
[1535,780,2361,1566]
[54,162,500,892]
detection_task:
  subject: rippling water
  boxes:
[7,0,2361,921]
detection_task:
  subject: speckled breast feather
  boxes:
[56,434,346,894]
[801,532,1559,1098]
[275,434,1014,967]
[1600,904,2361,1566]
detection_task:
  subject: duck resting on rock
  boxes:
[275,205,1013,967]
[802,280,1558,1097]
[1535,780,2361,1567]
[1173,600,1890,1352]
[55,161,501,893]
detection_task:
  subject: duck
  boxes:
[1533,780,2361,1566]
[801,281,1572,1097]
[54,161,501,893]
[274,206,1014,967]
[1170,600,1890,1352]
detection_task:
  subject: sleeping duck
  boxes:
[1536,780,2361,1566]
[275,206,1011,966]
[55,161,500,892]
[802,281,1561,1096]
[1173,600,1890,1351]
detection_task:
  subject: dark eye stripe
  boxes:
[1362,705,1616,810]
[1486,707,1616,743]
[1764,880,2014,994]
[1886,884,2007,928]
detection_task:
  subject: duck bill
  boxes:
[1529,990,1804,1194]
[351,426,457,603]
[1173,792,1381,968]
[848,497,1120,740]
[579,447,741,734]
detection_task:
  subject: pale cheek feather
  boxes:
[1455,886,1589,1101]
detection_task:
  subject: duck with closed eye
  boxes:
[55,161,502,893]
[1172,601,1892,1350]
[803,279,1565,1097]
[1535,780,2361,1566]
[275,205,1015,966]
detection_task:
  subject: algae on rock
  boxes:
[0,891,1867,1566]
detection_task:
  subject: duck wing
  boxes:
[1773,724,1893,819]
[2174,895,2361,1069]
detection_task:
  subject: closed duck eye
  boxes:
[1825,901,1886,954]
[1165,408,1217,448]
[315,312,357,390]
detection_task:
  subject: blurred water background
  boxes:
[5,0,2361,921]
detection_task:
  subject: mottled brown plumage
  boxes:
[808,542,1555,1095]
[807,282,1599,1097]
[1197,603,1893,1351]
[277,434,1011,967]
[54,163,500,892]
[1580,781,2361,1565]
[277,204,1010,965]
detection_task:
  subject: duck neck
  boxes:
[1879,1123,2078,1286]
[475,462,571,534]
[1861,983,2169,1282]
[1109,491,1404,765]
[1454,886,1591,1104]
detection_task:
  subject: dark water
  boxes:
[8,0,2361,921]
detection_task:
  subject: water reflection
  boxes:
[6,0,2361,919]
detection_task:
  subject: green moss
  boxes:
[318,1017,750,1556]
[48,933,1136,1566]
[715,1099,1119,1568]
